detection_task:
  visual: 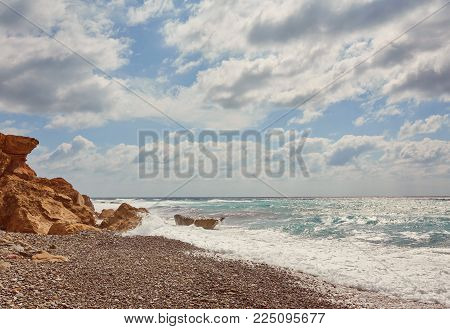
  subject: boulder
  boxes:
[174,214,195,226]
[0,133,98,234]
[174,214,225,230]
[48,221,101,235]
[100,203,148,232]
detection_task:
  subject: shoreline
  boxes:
[0,230,444,309]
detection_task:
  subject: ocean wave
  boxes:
[207,199,254,203]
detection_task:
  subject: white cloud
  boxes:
[392,138,449,164]
[398,114,449,139]
[161,0,450,126]
[0,120,31,135]
[29,134,449,196]
[0,0,131,129]
[127,0,174,25]
[353,105,403,127]
[0,0,449,133]
[325,135,385,166]
[374,106,402,120]
[353,116,366,127]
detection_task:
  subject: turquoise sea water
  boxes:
[149,197,450,248]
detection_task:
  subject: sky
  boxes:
[0,0,449,197]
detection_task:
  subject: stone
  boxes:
[100,203,148,232]
[0,260,11,271]
[10,244,25,254]
[48,221,101,235]
[174,214,225,230]
[32,251,68,263]
[0,237,13,246]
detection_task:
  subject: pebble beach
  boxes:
[0,230,442,309]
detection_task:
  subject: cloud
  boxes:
[162,0,449,126]
[0,0,448,132]
[30,134,449,196]
[385,64,450,104]
[0,0,131,128]
[395,138,449,164]
[0,120,31,135]
[34,135,138,174]
[127,0,174,26]
[248,0,423,44]
[353,105,403,126]
[374,106,402,120]
[353,116,366,127]
[398,114,449,139]
[381,138,450,180]
[325,135,384,166]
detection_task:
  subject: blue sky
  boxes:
[0,0,449,196]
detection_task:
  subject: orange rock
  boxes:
[99,209,115,219]
[48,221,101,235]
[0,133,39,155]
[0,133,98,234]
[100,203,148,232]
[32,251,68,263]
[82,195,95,211]
[0,150,11,176]
[0,133,39,179]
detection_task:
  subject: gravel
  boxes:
[0,230,442,309]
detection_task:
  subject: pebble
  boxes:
[0,260,11,271]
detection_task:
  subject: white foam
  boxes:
[126,211,449,306]
[207,199,254,203]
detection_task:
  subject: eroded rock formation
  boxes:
[0,133,97,234]
[0,133,38,178]
[100,203,148,232]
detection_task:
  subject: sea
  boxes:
[93,197,450,306]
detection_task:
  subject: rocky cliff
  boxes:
[0,133,97,234]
